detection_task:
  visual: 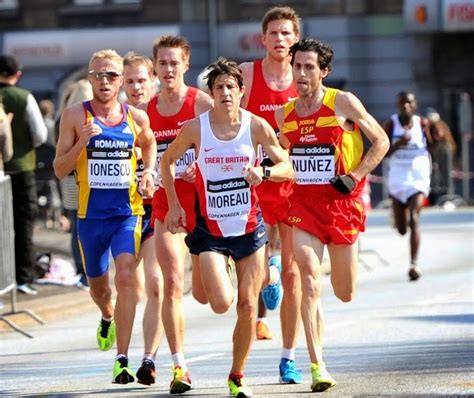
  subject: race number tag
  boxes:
[88,148,132,189]
[291,144,335,184]
[206,177,250,220]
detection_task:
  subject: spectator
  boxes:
[0,98,13,172]
[0,54,47,295]
[36,99,61,228]
[426,107,456,205]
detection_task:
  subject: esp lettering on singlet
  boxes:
[290,144,335,184]
[87,139,132,189]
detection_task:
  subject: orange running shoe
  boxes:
[256,320,273,340]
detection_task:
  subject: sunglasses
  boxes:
[88,70,122,81]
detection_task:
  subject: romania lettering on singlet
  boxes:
[147,87,198,185]
[195,109,260,237]
[76,101,142,219]
[282,87,365,198]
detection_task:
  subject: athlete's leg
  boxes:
[293,227,325,364]
[141,237,164,357]
[257,222,279,339]
[278,221,302,351]
[191,254,208,304]
[391,197,408,235]
[407,193,424,265]
[231,245,266,373]
[199,251,235,313]
[88,272,114,319]
[154,220,188,357]
[114,251,140,356]
[327,242,358,303]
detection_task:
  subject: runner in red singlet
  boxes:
[240,5,303,385]
[149,35,213,394]
[277,38,389,393]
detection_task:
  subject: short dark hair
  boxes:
[205,57,243,93]
[262,6,300,36]
[289,38,334,72]
[0,54,21,77]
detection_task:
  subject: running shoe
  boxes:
[136,358,156,385]
[97,318,116,351]
[310,363,336,392]
[279,358,303,384]
[261,255,283,311]
[256,320,273,340]
[228,373,252,397]
[169,365,192,394]
[408,266,421,281]
[112,356,135,384]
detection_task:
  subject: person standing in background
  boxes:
[0,54,47,295]
[425,107,456,205]
[0,98,13,172]
[239,5,302,385]
[384,91,432,281]
[56,78,93,289]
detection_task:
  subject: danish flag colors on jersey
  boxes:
[245,59,297,129]
[195,110,261,237]
[147,87,198,185]
[282,87,365,198]
[245,59,296,208]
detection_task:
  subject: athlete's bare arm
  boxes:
[160,117,201,233]
[246,114,294,185]
[239,62,254,109]
[335,91,389,180]
[131,106,156,198]
[275,106,290,150]
[54,104,101,179]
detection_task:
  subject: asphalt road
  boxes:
[1,208,473,397]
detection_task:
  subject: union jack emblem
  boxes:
[221,164,233,172]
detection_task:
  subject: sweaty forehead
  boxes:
[399,93,416,103]
[266,19,295,33]
[214,74,238,86]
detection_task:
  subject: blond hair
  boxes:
[88,49,123,72]
[123,52,154,77]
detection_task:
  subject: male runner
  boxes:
[384,91,431,281]
[54,49,156,384]
[161,57,294,398]
[122,52,164,385]
[276,38,389,392]
[149,35,213,393]
[240,5,303,384]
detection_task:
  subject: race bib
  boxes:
[88,148,132,189]
[206,177,250,220]
[291,144,335,184]
[156,140,195,182]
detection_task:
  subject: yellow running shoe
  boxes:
[256,320,273,340]
[169,365,192,394]
[112,356,135,384]
[310,363,336,392]
[228,373,252,397]
[97,318,116,351]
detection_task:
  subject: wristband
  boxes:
[143,168,157,178]
[349,172,361,184]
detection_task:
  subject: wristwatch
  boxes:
[262,165,271,181]
[143,168,157,178]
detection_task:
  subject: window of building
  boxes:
[73,0,103,5]
[0,0,18,10]
[112,0,141,4]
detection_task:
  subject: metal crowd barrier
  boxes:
[0,175,44,338]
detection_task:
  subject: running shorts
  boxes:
[288,192,365,245]
[78,215,141,278]
[152,180,196,234]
